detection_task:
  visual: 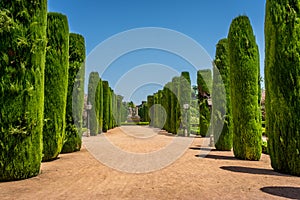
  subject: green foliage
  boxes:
[62,33,85,153]
[262,141,268,155]
[0,0,47,181]
[197,70,212,137]
[179,72,191,136]
[172,77,181,134]
[87,72,100,136]
[147,95,154,126]
[43,12,69,161]
[265,0,300,176]
[102,81,110,132]
[95,78,103,133]
[228,16,262,161]
[212,38,233,150]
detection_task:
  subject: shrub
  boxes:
[43,12,69,161]
[265,0,300,175]
[228,16,262,160]
[0,0,47,181]
[62,33,85,153]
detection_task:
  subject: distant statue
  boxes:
[127,106,140,122]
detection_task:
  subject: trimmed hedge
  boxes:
[197,70,212,137]
[62,33,85,153]
[265,0,300,175]
[87,72,100,136]
[43,12,69,161]
[0,0,47,181]
[228,16,261,160]
[213,38,233,150]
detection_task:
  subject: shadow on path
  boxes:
[220,166,292,177]
[260,186,300,199]
[195,154,237,160]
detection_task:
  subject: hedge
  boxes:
[265,0,300,175]
[42,12,69,161]
[228,16,261,160]
[172,77,181,134]
[87,72,100,136]
[197,69,212,137]
[0,0,47,181]
[213,38,233,150]
[62,33,85,153]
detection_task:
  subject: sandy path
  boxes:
[0,126,299,199]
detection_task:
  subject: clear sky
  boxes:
[48,0,266,104]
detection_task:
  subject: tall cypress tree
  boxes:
[265,0,300,175]
[197,70,212,137]
[62,33,85,153]
[147,95,154,126]
[213,39,233,150]
[180,72,191,136]
[87,72,100,136]
[43,12,69,161]
[172,77,181,135]
[228,16,261,160]
[96,78,103,133]
[0,0,47,180]
[102,81,110,132]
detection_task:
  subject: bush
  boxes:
[228,16,262,160]
[62,33,85,153]
[265,0,300,176]
[212,38,233,151]
[0,0,47,181]
[180,72,191,136]
[43,12,69,161]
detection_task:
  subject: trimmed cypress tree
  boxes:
[197,69,212,137]
[43,13,69,161]
[228,16,261,160]
[62,33,85,153]
[102,81,110,132]
[213,38,233,150]
[147,95,154,126]
[95,78,103,133]
[108,88,113,129]
[87,72,100,136]
[117,95,124,125]
[265,0,300,175]
[0,0,47,180]
[180,72,191,136]
[172,77,181,135]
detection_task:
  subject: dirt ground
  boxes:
[0,126,299,200]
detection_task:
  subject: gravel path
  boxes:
[0,126,299,199]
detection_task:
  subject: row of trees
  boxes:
[87,73,124,136]
[145,72,191,136]
[0,1,85,181]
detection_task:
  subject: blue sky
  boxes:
[48,0,266,104]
